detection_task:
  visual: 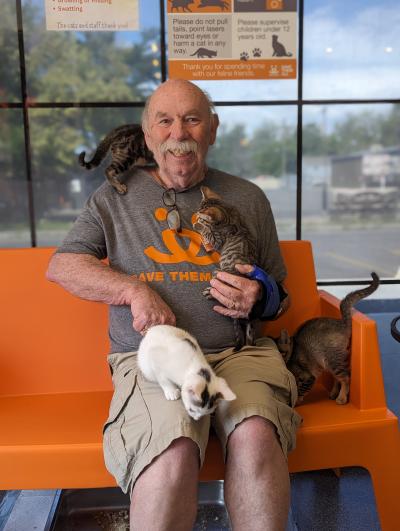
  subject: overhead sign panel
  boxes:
[168,0,297,80]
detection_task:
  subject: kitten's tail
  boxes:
[340,272,380,327]
[78,124,136,170]
[78,133,115,170]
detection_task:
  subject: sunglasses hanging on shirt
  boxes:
[162,188,182,233]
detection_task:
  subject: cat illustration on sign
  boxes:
[272,35,293,57]
[198,0,230,10]
[190,48,218,58]
[170,0,193,12]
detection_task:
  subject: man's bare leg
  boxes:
[130,437,199,531]
[224,416,290,531]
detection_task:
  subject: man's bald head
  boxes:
[142,79,216,133]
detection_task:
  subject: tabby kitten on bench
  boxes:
[78,124,155,194]
[137,325,236,420]
[193,186,257,351]
[277,272,380,405]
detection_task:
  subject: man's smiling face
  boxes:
[143,79,219,190]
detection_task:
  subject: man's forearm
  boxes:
[46,252,143,306]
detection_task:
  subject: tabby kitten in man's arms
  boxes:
[277,272,379,405]
[193,186,258,351]
[78,123,155,194]
[137,325,236,420]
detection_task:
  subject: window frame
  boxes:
[2,0,399,286]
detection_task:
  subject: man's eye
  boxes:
[186,117,200,123]
[159,119,171,125]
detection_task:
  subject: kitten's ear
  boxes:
[201,186,221,201]
[216,377,236,401]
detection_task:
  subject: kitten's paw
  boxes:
[115,183,127,195]
[335,394,348,405]
[164,388,181,400]
[329,381,340,400]
[202,287,213,298]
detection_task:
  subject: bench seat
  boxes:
[1,242,399,530]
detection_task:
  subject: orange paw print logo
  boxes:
[144,208,220,265]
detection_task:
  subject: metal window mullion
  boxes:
[160,0,167,82]
[296,0,304,241]
[16,0,36,247]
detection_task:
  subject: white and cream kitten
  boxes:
[137,325,236,420]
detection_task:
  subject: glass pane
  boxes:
[22,0,162,102]
[304,0,400,100]
[29,107,144,246]
[190,78,297,103]
[0,110,31,248]
[302,104,400,280]
[208,105,297,239]
[0,2,21,102]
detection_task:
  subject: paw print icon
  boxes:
[240,52,249,61]
[252,48,262,57]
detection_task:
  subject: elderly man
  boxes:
[47,79,301,531]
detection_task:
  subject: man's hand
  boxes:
[46,252,176,336]
[130,284,176,335]
[208,264,261,319]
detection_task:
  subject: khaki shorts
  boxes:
[103,337,302,495]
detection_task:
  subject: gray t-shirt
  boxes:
[57,167,286,353]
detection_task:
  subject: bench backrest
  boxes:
[0,241,320,397]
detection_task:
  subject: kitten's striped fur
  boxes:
[277,272,380,405]
[78,124,155,194]
[193,186,257,351]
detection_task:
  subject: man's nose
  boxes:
[170,119,187,141]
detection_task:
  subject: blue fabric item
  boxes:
[248,265,281,318]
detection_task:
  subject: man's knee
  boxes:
[138,436,199,484]
[231,415,278,440]
[167,436,200,470]
[228,416,281,453]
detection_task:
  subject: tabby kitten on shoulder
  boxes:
[193,186,257,351]
[277,272,380,405]
[79,124,155,195]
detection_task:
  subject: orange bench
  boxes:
[1,241,399,530]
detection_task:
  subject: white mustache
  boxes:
[160,139,198,155]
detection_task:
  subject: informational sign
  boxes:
[45,0,139,31]
[168,0,297,80]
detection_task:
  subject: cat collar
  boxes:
[248,265,281,318]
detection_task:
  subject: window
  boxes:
[1,0,399,283]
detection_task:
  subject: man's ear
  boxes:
[209,113,219,146]
[143,128,154,152]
